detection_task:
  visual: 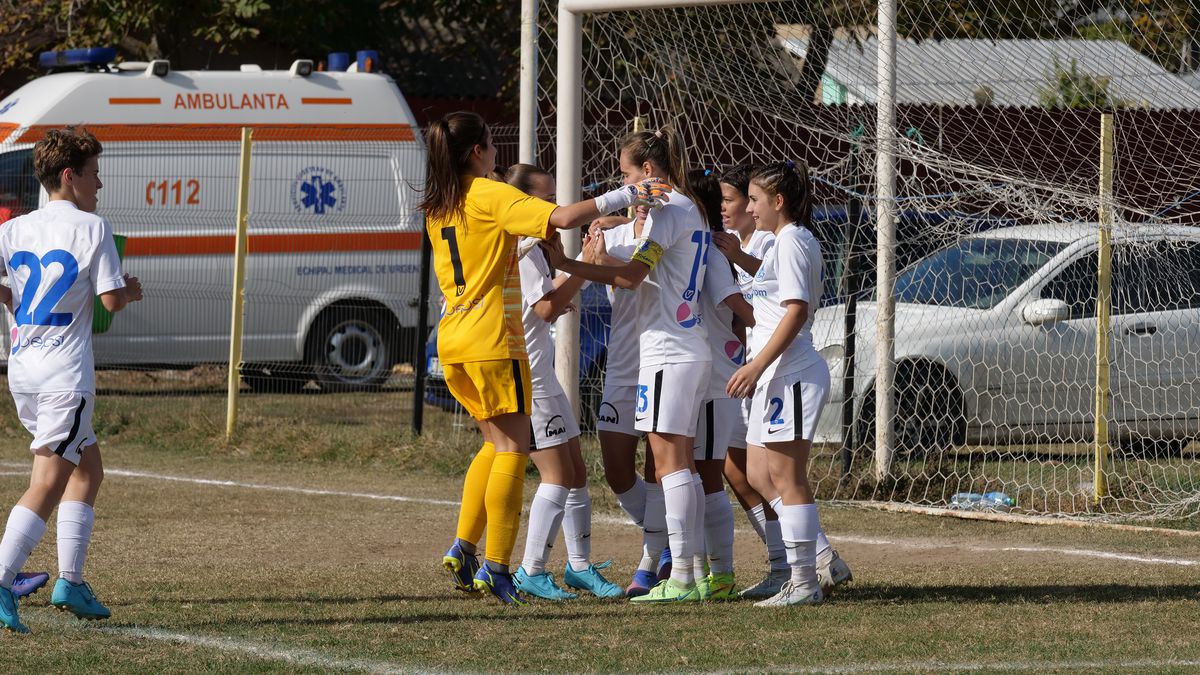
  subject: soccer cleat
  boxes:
[50,579,111,620]
[0,585,29,633]
[754,580,824,607]
[655,547,672,582]
[442,541,481,593]
[700,572,737,601]
[628,578,701,604]
[473,566,528,606]
[12,572,50,599]
[563,562,624,599]
[514,568,577,601]
[739,567,790,600]
[817,550,853,595]
[625,569,657,598]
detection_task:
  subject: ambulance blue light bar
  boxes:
[39,47,117,69]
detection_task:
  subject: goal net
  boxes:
[536,0,1200,522]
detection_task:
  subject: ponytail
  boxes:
[420,111,490,223]
[620,126,694,210]
[686,168,723,233]
[750,160,812,227]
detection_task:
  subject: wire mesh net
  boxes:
[525,0,1200,522]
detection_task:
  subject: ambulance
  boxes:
[0,48,427,391]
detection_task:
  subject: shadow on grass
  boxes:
[842,582,1200,604]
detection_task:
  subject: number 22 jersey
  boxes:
[0,200,125,394]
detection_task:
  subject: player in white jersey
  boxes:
[726,161,850,607]
[0,128,143,633]
[712,165,791,596]
[552,128,710,603]
[687,170,756,600]
[492,165,622,601]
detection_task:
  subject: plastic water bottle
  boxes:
[950,491,1014,512]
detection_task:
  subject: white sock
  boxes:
[563,487,592,572]
[520,483,568,576]
[661,469,696,585]
[705,491,735,575]
[615,477,647,528]
[777,503,820,587]
[691,473,706,580]
[57,501,95,584]
[0,506,47,589]
[745,502,770,544]
[766,497,788,571]
[816,524,833,564]
[640,482,668,573]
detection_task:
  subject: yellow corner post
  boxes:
[1094,113,1114,503]
[226,127,253,440]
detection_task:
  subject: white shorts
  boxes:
[596,384,640,437]
[531,393,581,450]
[694,397,746,461]
[13,391,96,466]
[746,361,830,447]
[634,362,711,437]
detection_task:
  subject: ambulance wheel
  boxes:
[241,363,310,393]
[307,307,394,392]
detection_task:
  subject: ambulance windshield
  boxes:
[0,149,37,222]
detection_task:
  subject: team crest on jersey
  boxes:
[724,340,744,365]
[676,301,700,328]
[291,166,346,215]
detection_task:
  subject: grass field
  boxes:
[0,384,1198,672]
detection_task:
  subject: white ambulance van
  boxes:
[0,48,427,391]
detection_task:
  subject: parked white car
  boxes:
[813,223,1200,455]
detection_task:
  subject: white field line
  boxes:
[2,462,1198,568]
[706,658,1200,674]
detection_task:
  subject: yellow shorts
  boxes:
[443,359,532,420]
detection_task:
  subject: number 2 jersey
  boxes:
[0,200,125,394]
[749,222,824,381]
[632,192,711,366]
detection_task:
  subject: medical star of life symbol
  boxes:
[301,175,337,214]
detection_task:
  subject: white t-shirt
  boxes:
[518,243,565,399]
[736,229,775,357]
[0,201,125,393]
[633,193,711,366]
[700,247,744,399]
[748,223,823,380]
[601,222,641,387]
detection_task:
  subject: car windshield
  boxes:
[893,237,1066,309]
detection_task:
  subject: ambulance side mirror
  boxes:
[146,60,169,77]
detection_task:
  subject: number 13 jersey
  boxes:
[0,200,125,394]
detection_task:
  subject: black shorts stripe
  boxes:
[512,360,527,416]
[791,381,803,441]
[704,400,715,460]
[54,396,87,457]
[651,369,664,433]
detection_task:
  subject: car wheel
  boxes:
[241,362,309,393]
[307,307,394,392]
[858,363,965,457]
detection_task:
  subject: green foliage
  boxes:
[1037,55,1130,110]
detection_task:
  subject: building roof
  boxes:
[780,37,1200,109]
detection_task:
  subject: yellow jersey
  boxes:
[428,176,556,364]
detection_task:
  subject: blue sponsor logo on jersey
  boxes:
[291,166,345,215]
[10,328,66,355]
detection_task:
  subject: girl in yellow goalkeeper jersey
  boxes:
[421,111,667,605]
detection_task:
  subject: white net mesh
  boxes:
[534,0,1200,522]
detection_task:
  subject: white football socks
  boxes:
[0,506,47,590]
[614,477,647,528]
[661,469,696,586]
[563,487,593,572]
[520,483,568,576]
[640,482,668,573]
[57,501,94,584]
[704,491,735,575]
[691,473,706,580]
[777,502,820,587]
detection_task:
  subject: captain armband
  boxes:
[632,239,664,270]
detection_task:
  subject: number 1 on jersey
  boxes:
[683,230,710,301]
[440,226,467,297]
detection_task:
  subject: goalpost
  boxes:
[528,0,1200,523]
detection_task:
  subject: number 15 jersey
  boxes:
[0,200,125,394]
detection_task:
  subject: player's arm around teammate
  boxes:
[422,113,665,606]
[0,127,143,633]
